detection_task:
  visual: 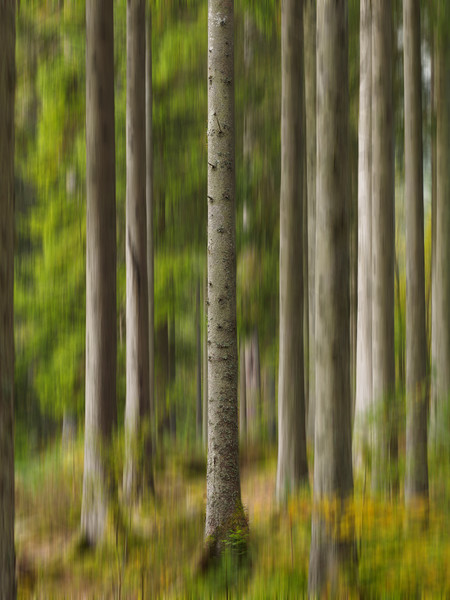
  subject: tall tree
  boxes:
[124,0,152,500]
[403,0,429,504]
[205,0,245,554]
[276,0,309,501]
[146,2,155,449]
[432,0,450,452]
[354,0,372,470]
[304,0,316,447]
[81,0,117,546]
[371,0,396,494]
[0,0,16,595]
[308,0,355,593]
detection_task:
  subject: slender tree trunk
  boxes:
[304,0,316,448]
[205,0,245,552]
[354,0,372,472]
[276,0,309,502]
[434,2,450,452]
[308,1,356,593]
[146,4,155,448]
[196,280,202,440]
[371,0,396,495]
[82,0,117,546]
[403,0,429,504]
[239,338,247,442]
[0,1,16,594]
[124,0,152,500]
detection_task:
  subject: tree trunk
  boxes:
[276,0,309,502]
[245,328,261,441]
[0,1,16,594]
[304,0,316,448]
[205,0,245,552]
[124,0,152,501]
[196,280,202,440]
[403,0,429,504]
[354,0,372,472]
[146,4,155,448]
[371,0,396,495]
[82,0,117,546]
[308,1,356,593]
[434,2,450,452]
[239,338,247,442]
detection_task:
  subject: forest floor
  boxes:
[15,439,450,598]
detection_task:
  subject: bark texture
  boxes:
[82,0,117,546]
[304,0,316,447]
[354,0,372,471]
[205,0,244,549]
[276,0,309,502]
[433,2,450,453]
[403,0,429,503]
[308,1,356,594]
[0,1,16,595]
[371,0,396,495]
[124,0,152,500]
[146,5,155,446]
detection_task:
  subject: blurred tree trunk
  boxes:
[0,1,16,595]
[354,0,372,472]
[146,5,155,448]
[81,0,117,546]
[304,0,316,447]
[371,0,396,495]
[202,272,208,450]
[308,0,356,593]
[276,0,309,502]
[430,12,437,451]
[403,0,429,504]
[433,1,450,452]
[196,280,202,440]
[124,0,152,501]
[239,338,247,442]
[245,328,261,441]
[205,0,245,553]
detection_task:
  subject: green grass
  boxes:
[15,440,450,598]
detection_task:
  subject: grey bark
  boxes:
[354,0,372,472]
[276,0,309,502]
[124,0,152,500]
[0,1,16,595]
[433,3,450,452]
[371,0,396,495]
[205,0,244,548]
[304,0,316,447]
[308,1,356,594]
[146,4,155,446]
[403,0,429,503]
[81,0,117,546]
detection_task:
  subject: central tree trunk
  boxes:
[276,0,309,502]
[308,1,356,594]
[205,0,245,552]
[124,0,152,500]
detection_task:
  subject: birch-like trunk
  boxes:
[304,0,316,447]
[0,1,16,594]
[276,0,309,502]
[433,2,450,452]
[205,0,244,550]
[403,0,429,504]
[124,0,152,500]
[81,0,117,546]
[354,0,372,472]
[308,0,356,593]
[371,0,396,495]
